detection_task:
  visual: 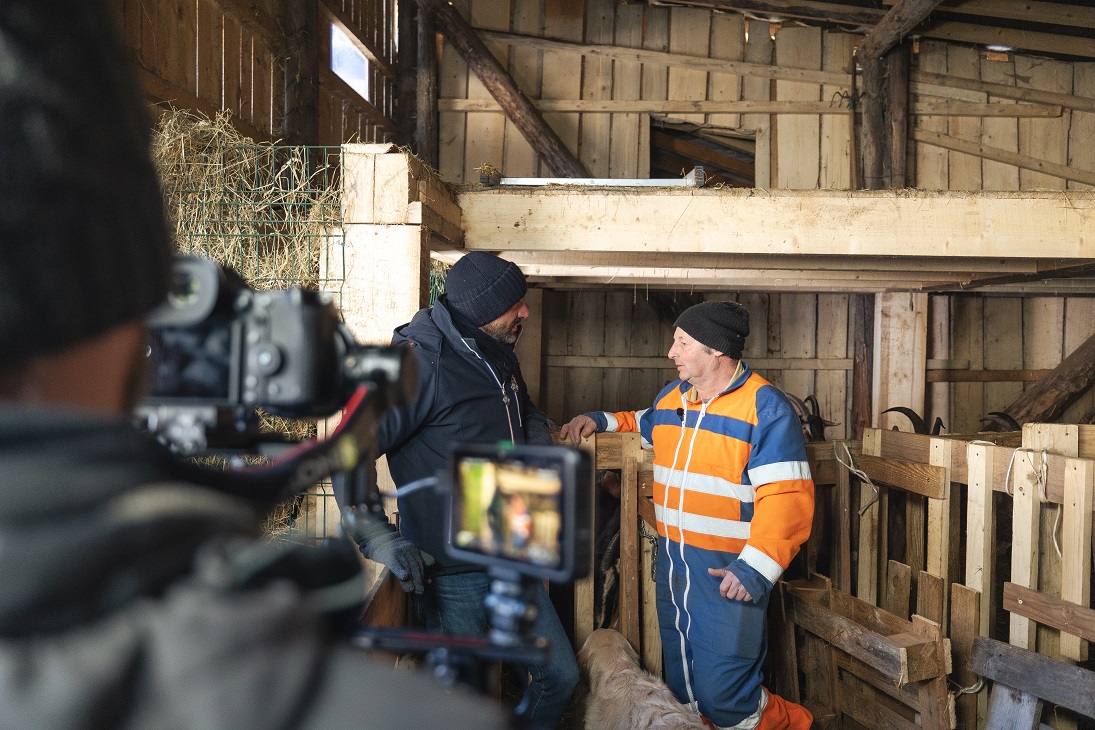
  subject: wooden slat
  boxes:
[913,128,1095,187]
[619,435,642,651]
[1003,582,1095,646]
[1009,453,1042,650]
[926,437,953,620]
[883,560,912,619]
[774,26,821,189]
[609,4,643,179]
[971,637,1095,719]
[789,587,946,685]
[950,584,982,730]
[916,571,945,627]
[859,429,884,604]
[859,455,947,500]
[1061,457,1094,661]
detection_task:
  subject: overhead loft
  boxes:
[433,186,1095,294]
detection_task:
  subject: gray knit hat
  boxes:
[0,0,172,368]
[444,252,527,327]
[674,301,750,360]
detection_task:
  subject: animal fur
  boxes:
[577,629,707,730]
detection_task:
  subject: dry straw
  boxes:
[151,109,343,536]
[150,108,341,290]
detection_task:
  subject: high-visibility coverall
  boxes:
[585,362,814,729]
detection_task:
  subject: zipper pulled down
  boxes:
[460,338,517,442]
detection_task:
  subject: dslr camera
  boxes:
[138,252,591,593]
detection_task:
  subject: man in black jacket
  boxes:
[351,252,579,728]
[0,2,504,728]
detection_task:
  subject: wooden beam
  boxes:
[457,188,1095,259]
[650,0,884,27]
[476,28,850,87]
[913,128,1095,187]
[438,97,1059,117]
[435,249,1055,275]
[135,65,267,141]
[545,355,852,369]
[858,0,943,61]
[319,66,397,133]
[887,0,1095,30]
[970,637,1095,719]
[858,455,948,500]
[278,0,319,145]
[415,0,438,166]
[1004,332,1095,425]
[926,368,1052,383]
[430,0,587,178]
[922,20,1095,61]
[1003,582,1095,646]
[911,70,1095,115]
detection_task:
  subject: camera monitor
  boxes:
[448,443,591,583]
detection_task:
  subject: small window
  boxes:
[331,24,370,101]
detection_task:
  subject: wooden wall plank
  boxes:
[926,294,950,435]
[253,43,272,134]
[464,0,508,180]
[820,31,853,190]
[567,292,606,417]
[519,287,544,406]
[507,0,543,177]
[1061,297,1095,423]
[602,291,633,413]
[197,0,224,111]
[780,293,817,404]
[239,33,253,125]
[609,3,643,178]
[223,15,243,117]
[774,26,821,189]
[980,50,1020,191]
[983,297,1023,415]
[1061,457,1094,662]
[742,21,773,188]
[1017,55,1071,192]
[945,44,983,190]
[816,294,848,440]
[913,41,949,189]
[640,6,669,179]
[541,289,570,423]
[1009,452,1042,650]
[438,0,470,181]
[1070,62,1095,192]
[708,13,744,131]
[540,0,583,176]
[873,293,927,430]
[579,0,613,177]
[666,8,710,126]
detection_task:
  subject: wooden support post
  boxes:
[414,0,439,166]
[965,442,995,690]
[1009,450,1042,651]
[886,42,910,189]
[1024,424,1078,662]
[858,428,885,605]
[836,450,853,593]
[1061,457,1093,662]
[574,433,597,652]
[619,433,642,651]
[950,583,982,730]
[278,0,318,145]
[926,436,952,628]
[640,526,661,675]
[1004,332,1095,425]
[856,0,944,61]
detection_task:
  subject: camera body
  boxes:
[145,256,343,417]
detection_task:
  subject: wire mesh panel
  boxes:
[152,110,347,542]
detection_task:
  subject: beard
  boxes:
[480,319,522,345]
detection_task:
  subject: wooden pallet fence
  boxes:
[788,575,954,729]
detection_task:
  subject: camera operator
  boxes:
[0,2,505,728]
[340,252,579,728]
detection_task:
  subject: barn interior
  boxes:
[116,0,1095,727]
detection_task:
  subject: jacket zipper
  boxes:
[460,339,517,442]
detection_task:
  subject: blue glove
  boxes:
[350,515,435,594]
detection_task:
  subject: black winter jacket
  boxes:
[376,297,552,570]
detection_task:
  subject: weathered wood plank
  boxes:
[971,636,1095,719]
[859,455,947,500]
[1003,582,1095,646]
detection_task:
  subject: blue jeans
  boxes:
[418,572,579,729]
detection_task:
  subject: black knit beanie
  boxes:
[0,0,172,368]
[444,252,528,327]
[674,301,750,360]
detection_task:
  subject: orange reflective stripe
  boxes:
[658,487,742,522]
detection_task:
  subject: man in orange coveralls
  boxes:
[562,301,814,730]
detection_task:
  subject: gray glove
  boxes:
[353,516,435,594]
